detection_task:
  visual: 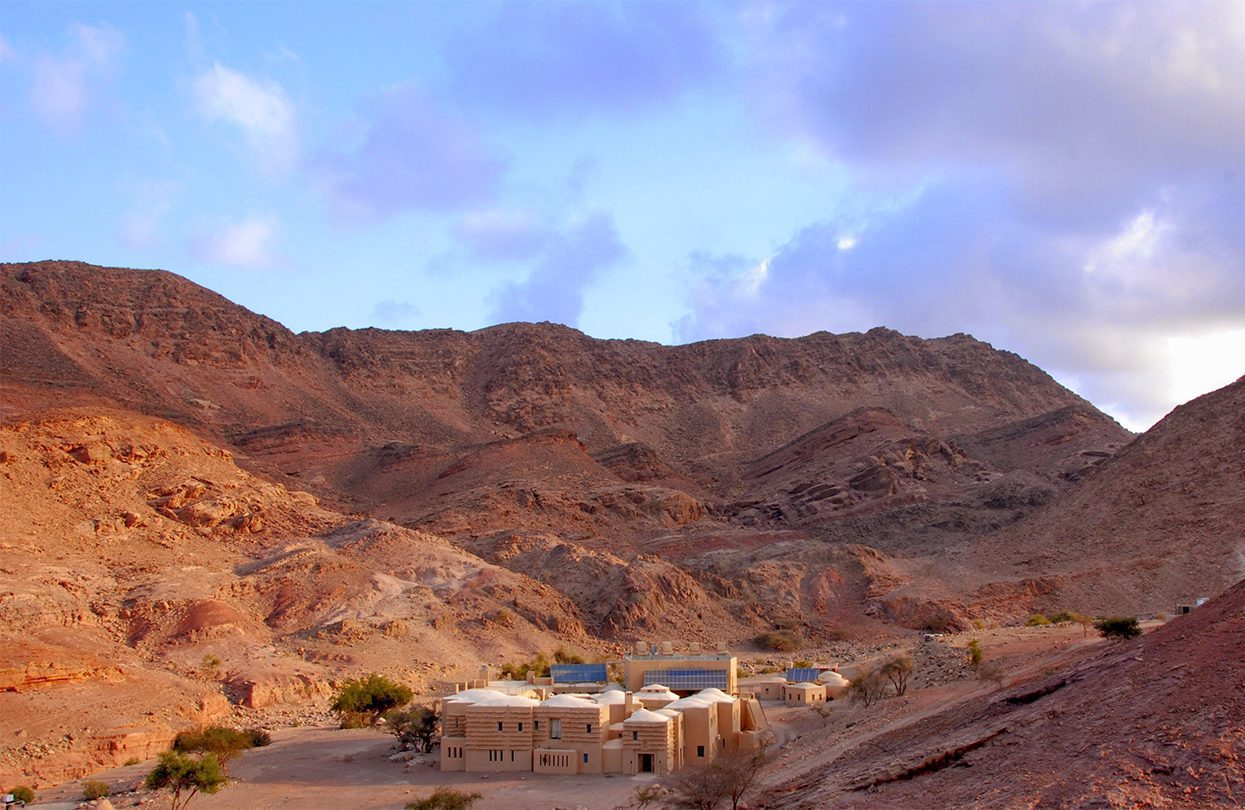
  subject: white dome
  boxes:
[443,688,507,704]
[625,708,672,724]
[542,694,598,708]
[472,695,540,708]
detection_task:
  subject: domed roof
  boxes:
[624,708,672,724]
[666,695,711,711]
[694,688,735,703]
[443,688,507,704]
[819,671,850,685]
[471,695,541,708]
[593,690,628,705]
[542,694,598,708]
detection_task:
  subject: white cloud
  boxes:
[192,62,298,173]
[29,22,125,136]
[193,215,278,268]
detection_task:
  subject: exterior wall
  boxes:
[532,704,609,775]
[622,655,737,694]
[463,705,535,773]
[679,705,719,765]
[440,736,467,771]
[442,702,469,737]
[715,700,740,751]
[783,684,827,704]
[534,748,578,775]
[749,680,785,700]
[623,716,682,776]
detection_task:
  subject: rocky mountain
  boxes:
[4,259,1242,788]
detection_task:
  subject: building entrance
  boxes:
[639,754,653,773]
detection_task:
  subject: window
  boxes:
[586,723,592,733]
[697,745,705,758]
[632,731,638,741]
[518,722,524,732]
[550,719,562,740]
[583,753,589,764]
[497,721,503,731]
[510,750,515,762]
[534,720,541,731]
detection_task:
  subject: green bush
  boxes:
[967,639,983,667]
[406,786,483,810]
[499,647,587,680]
[331,673,412,725]
[1025,613,1051,627]
[6,785,35,804]
[82,780,110,800]
[755,629,803,652]
[1095,616,1142,640]
[1048,610,1075,624]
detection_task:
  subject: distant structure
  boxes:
[439,641,767,776]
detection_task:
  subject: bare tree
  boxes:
[849,665,888,707]
[881,654,914,696]
[665,745,772,810]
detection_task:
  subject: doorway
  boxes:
[639,753,653,773]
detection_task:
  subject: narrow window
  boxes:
[697,745,705,757]
[497,721,503,731]
[632,731,638,741]
[534,720,541,731]
[583,752,589,764]
[518,722,524,732]
[586,723,592,733]
[510,750,515,762]
[550,718,562,739]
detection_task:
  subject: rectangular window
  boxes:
[632,731,638,741]
[586,723,592,733]
[497,721,503,731]
[518,722,524,732]
[510,750,515,762]
[697,745,705,757]
[534,720,541,730]
[583,753,589,764]
[550,719,562,740]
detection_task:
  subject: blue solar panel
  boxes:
[786,668,820,683]
[550,663,608,683]
[643,669,729,691]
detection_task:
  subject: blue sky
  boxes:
[2,1,1243,431]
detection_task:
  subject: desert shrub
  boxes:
[173,726,265,773]
[124,757,141,766]
[82,780,110,800]
[1025,613,1051,627]
[755,629,803,652]
[966,639,983,667]
[925,611,957,633]
[634,783,663,808]
[332,673,412,725]
[792,658,813,669]
[1155,611,1167,622]
[198,654,222,680]
[971,618,985,630]
[406,786,483,810]
[1095,616,1142,640]
[849,665,888,707]
[145,751,226,810]
[245,728,272,747]
[500,652,550,680]
[384,706,441,753]
[977,662,1005,686]
[881,654,915,696]
[6,785,35,804]
[1048,610,1075,624]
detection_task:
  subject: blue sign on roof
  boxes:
[550,663,608,683]
[786,667,821,683]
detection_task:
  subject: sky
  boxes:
[2,1,1243,432]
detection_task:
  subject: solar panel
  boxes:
[643,669,729,691]
[550,663,608,683]
[786,668,820,683]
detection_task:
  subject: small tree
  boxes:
[849,665,888,708]
[405,786,483,810]
[634,783,663,808]
[145,751,226,810]
[332,673,413,726]
[1095,616,1142,640]
[665,745,771,810]
[881,654,914,696]
[384,706,441,753]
